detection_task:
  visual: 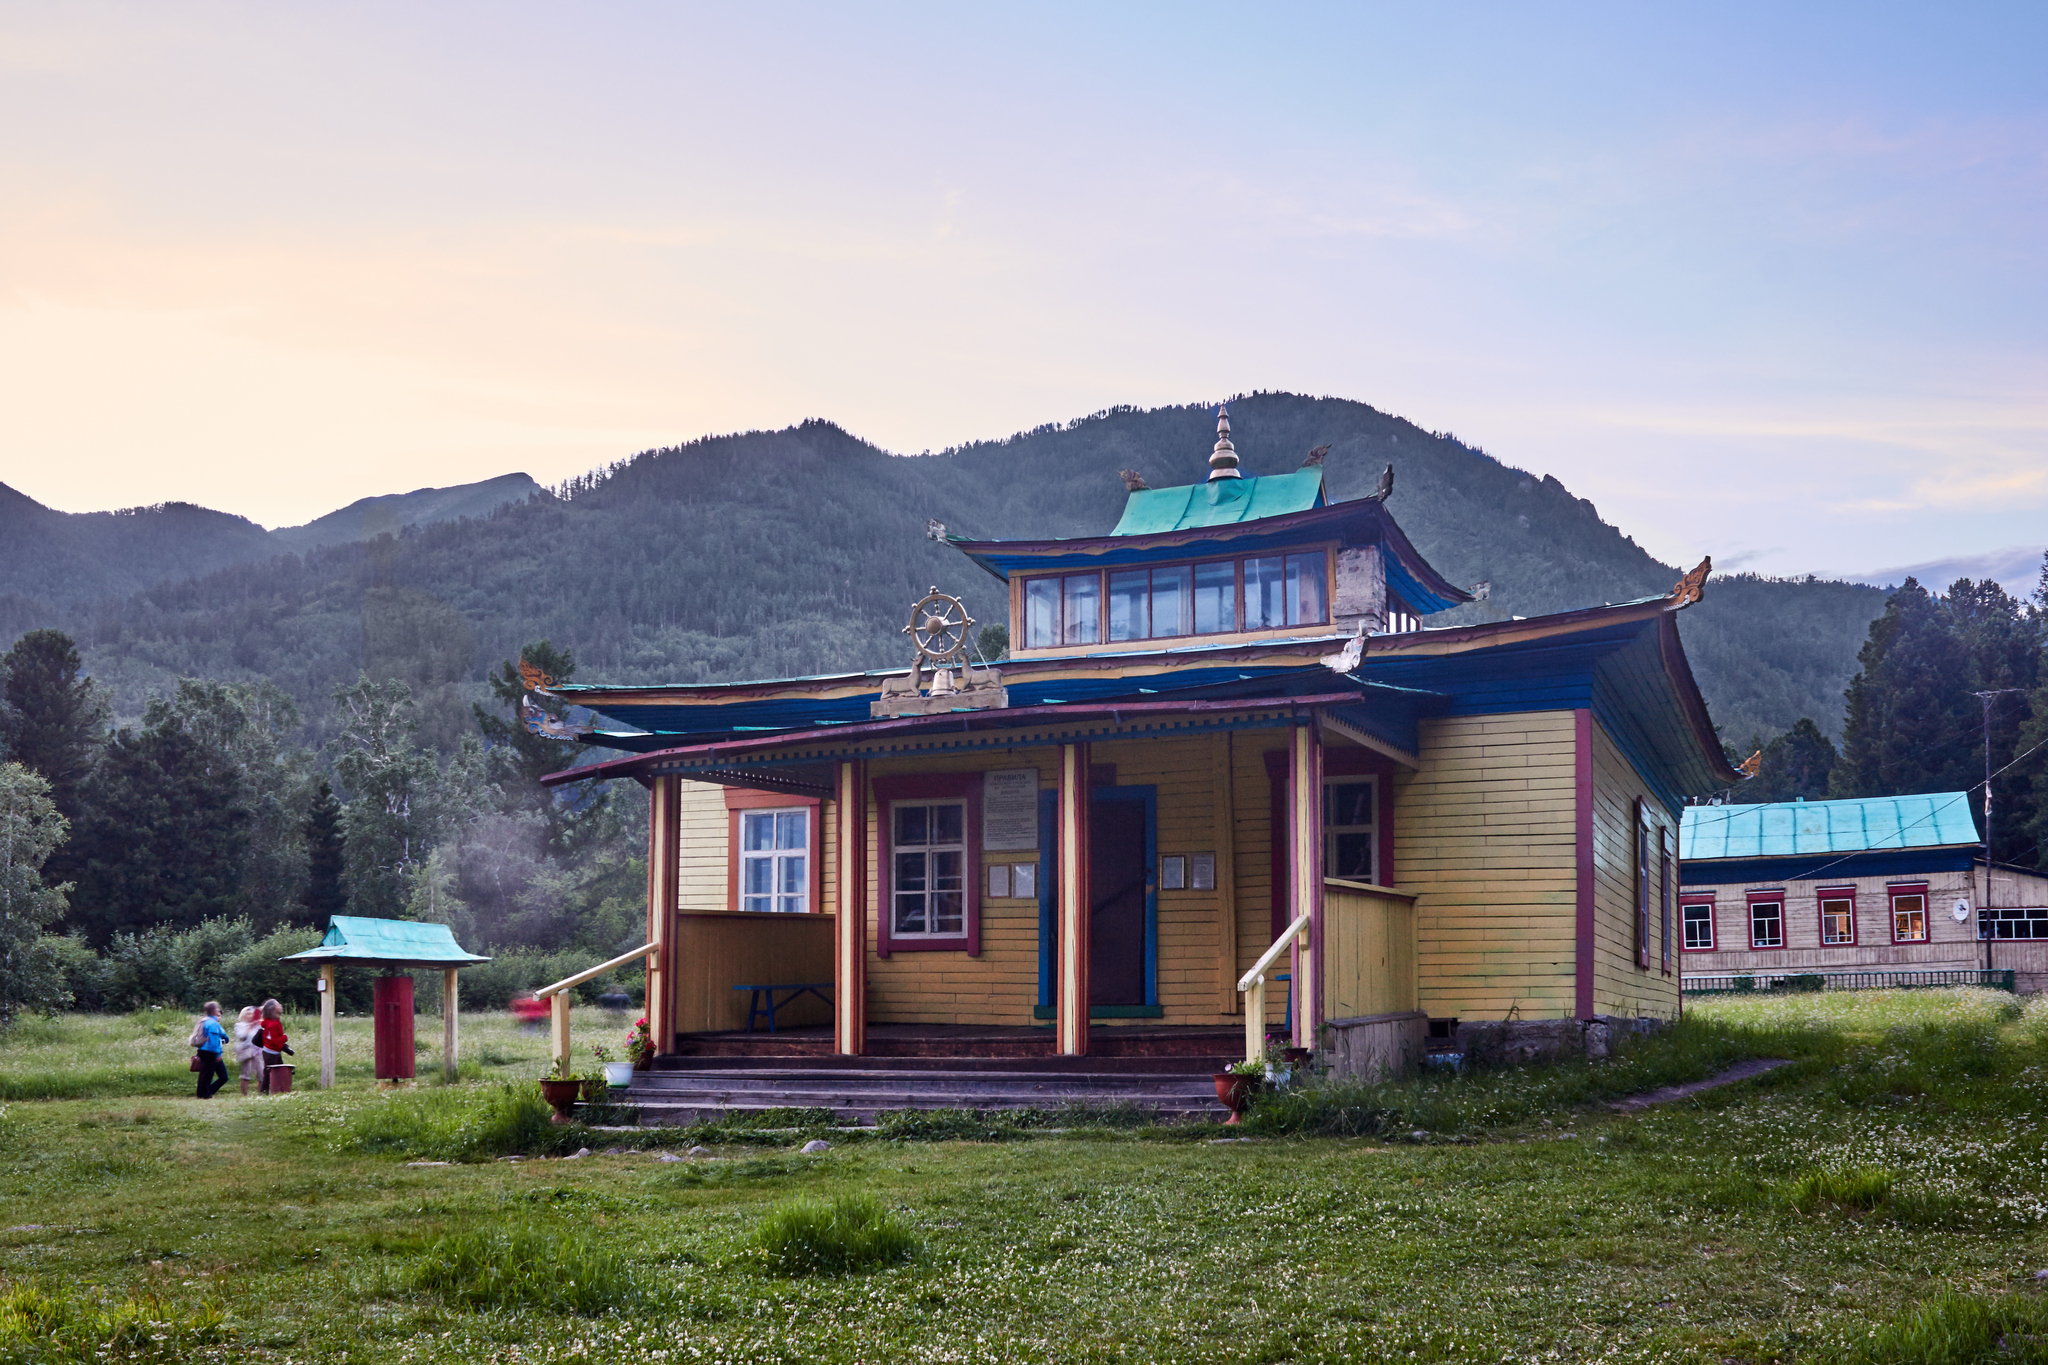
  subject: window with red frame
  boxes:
[874,772,982,955]
[1890,885,1929,943]
[1682,899,1715,950]
[1818,888,1857,946]
[1748,894,1784,949]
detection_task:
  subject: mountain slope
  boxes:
[0,396,1888,754]
[270,473,546,555]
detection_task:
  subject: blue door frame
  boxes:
[1036,785,1160,1018]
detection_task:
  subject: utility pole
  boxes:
[1973,688,2026,971]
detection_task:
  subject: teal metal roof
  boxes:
[280,916,490,968]
[1109,468,1326,535]
[1681,793,1979,862]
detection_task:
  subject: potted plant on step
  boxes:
[627,1017,656,1072]
[594,1042,635,1092]
[1212,1058,1266,1126]
[539,1058,584,1125]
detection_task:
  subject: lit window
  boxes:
[1749,898,1783,948]
[1891,889,1928,943]
[740,809,808,914]
[892,801,967,939]
[1682,901,1715,950]
[1819,892,1856,946]
[1323,778,1376,883]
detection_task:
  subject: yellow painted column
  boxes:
[644,775,680,1054]
[318,963,337,1088]
[834,760,868,1055]
[1290,718,1324,1050]
[550,992,572,1074]
[442,968,459,1083]
[1056,741,1092,1056]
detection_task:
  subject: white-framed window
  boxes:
[1749,897,1783,949]
[1323,776,1377,883]
[739,808,809,913]
[891,800,967,939]
[1891,886,1928,943]
[1682,900,1715,950]
[1819,890,1857,946]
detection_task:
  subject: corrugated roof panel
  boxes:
[1109,468,1326,535]
[1681,793,1978,861]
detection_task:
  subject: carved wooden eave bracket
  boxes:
[1666,556,1712,610]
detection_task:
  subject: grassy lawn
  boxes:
[1,993,2046,1363]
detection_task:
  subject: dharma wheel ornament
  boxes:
[872,585,1008,718]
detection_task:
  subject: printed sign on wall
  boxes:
[982,769,1040,851]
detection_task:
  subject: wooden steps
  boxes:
[624,1060,1229,1127]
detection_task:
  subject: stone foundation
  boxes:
[1452,1015,1671,1067]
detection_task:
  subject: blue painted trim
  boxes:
[1036,788,1057,1011]
[1093,785,1160,1009]
[1680,849,1976,886]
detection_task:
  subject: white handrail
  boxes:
[536,943,657,999]
[1238,914,1310,993]
[537,943,658,1073]
[1237,914,1311,1063]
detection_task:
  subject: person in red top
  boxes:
[258,999,291,1092]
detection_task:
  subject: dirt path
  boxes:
[1606,1058,1795,1111]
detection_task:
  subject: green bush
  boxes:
[341,1081,570,1161]
[0,1283,228,1364]
[407,1222,642,1314]
[1790,1166,1895,1213]
[749,1194,916,1276]
[1833,1289,2048,1364]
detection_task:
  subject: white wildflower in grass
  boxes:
[1691,985,2021,1034]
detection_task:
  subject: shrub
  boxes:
[0,1283,228,1364]
[408,1222,641,1314]
[1790,1166,1894,1213]
[1833,1289,2048,1364]
[749,1194,916,1276]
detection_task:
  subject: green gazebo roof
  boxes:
[1109,468,1326,535]
[280,916,491,970]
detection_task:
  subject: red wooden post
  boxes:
[372,975,416,1080]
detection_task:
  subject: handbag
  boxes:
[189,1051,203,1072]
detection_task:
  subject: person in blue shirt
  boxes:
[192,1001,230,1099]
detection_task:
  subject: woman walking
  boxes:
[258,999,291,1093]
[232,1005,266,1096]
[191,1002,229,1099]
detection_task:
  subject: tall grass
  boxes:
[1248,1014,1821,1138]
[749,1194,916,1276]
[407,1223,643,1314]
[340,1081,570,1161]
[0,1283,227,1364]
[1831,1289,2048,1364]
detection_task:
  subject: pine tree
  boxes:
[1831,579,1978,803]
[65,700,250,943]
[472,640,608,855]
[1731,718,1837,803]
[0,630,108,853]
[0,762,71,1024]
[303,777,347,922]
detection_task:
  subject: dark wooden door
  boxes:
[1089,800,1147,1005]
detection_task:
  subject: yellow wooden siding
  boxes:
[671,912,835,1033]
[1396,711,1578,1018]
[675,780,728,910]
[1589,721,1681,1019]
[1323,880,1418,1018]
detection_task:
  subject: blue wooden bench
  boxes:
[733,982,833,1033]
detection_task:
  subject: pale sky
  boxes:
[2,4,2043,581]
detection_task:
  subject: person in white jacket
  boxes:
[232,1006,266,1097]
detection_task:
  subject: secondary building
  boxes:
[1677,793,2048,993]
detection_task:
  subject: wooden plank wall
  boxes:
[1395,711,1578,1018]
[671,912,835,1033]
[1323,881,1418,1019]
[1589,720,1680,1019]
[1680,865,2015,974]
[676,780,729,909]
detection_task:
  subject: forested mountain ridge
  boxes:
[0,394,1889,753]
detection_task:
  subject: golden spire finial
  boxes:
[1207,403,1242,481]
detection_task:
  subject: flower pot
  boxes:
[1212,1073,1263,1126]
[1280,1047,1312,1066]
[538,1077,582,1125]
[603,1061,636,1090]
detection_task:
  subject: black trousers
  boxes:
[196,1051,229,1099]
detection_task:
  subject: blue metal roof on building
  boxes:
[1108,468,1326,535]
[1680,793,1979,862]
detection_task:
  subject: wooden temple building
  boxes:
[539,407,1740,1106]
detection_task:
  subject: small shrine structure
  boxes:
[282,917,490,1086]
